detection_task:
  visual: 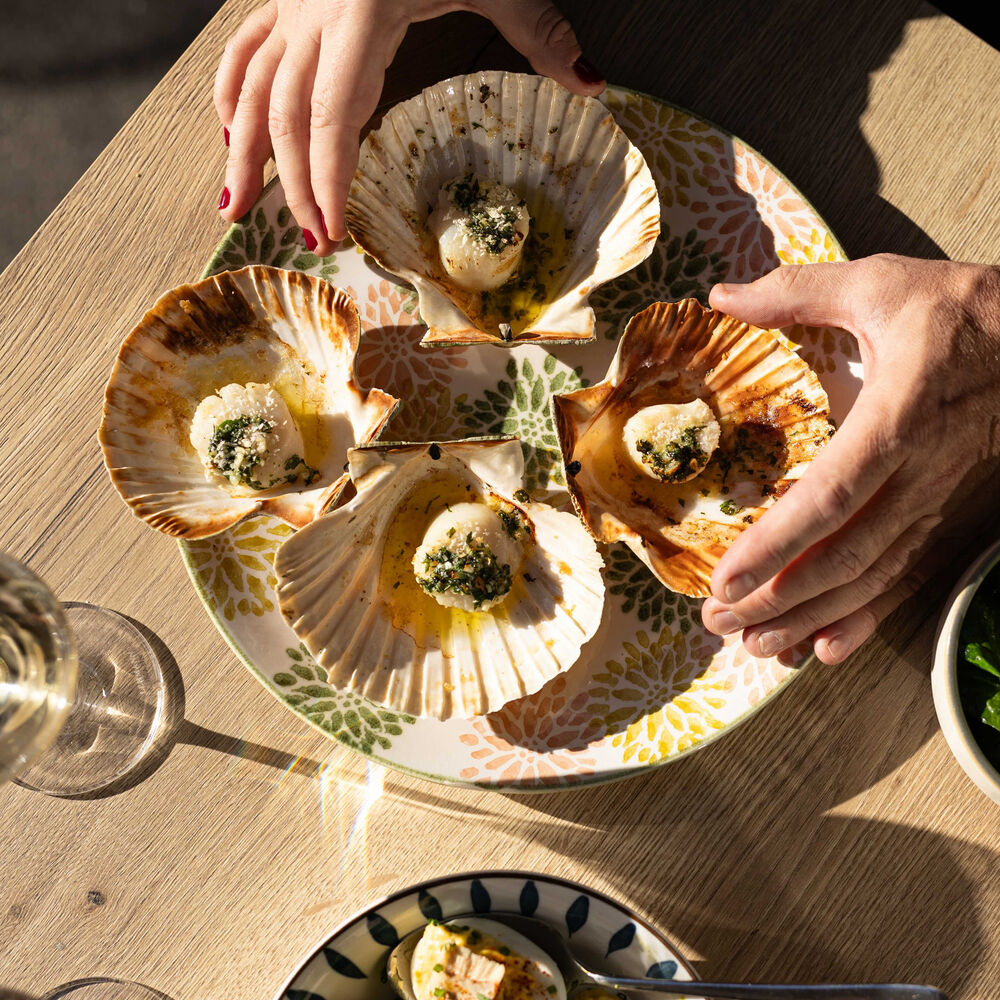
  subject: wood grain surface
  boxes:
[1,2,998,998]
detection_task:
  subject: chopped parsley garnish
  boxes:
[416,534,512,609]
[513,488,530,503]
[433,964,444,973]
[493,500,529,539]
[448,173,483,212]
[636,426,708,483]
[466,205,519,254]
[283,453,319,486]
[720,499,745,516]
[208,415,273,488]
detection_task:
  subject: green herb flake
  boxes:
[415,535,512,609]
[208,415,273,489]
[636,426,708,483]
[433,964,444,974]
[720,499,744,516]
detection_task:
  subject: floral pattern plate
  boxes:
[183,85,859,789]
[275,870,696,1000]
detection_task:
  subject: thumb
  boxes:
[709,261,859,331]
[472,0,605,95]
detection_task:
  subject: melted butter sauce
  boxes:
[376,477,528,657]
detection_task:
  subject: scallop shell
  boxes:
[274,439,606,719]
[346,71,660,347]
[553,299,834,597]
[99,266,398,539]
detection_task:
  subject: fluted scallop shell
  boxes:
[274,439,606,720]
[553,299,834,597]
[346,71,660,347]
[100,266,398,539]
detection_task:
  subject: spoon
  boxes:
[386,912,948,1000]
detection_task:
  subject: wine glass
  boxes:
[0,552,166,796]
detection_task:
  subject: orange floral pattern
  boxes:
[185,86,859,789]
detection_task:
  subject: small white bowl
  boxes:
[932,535,1000,804]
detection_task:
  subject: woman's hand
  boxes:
[214,0,605,254]
[701,255,1000,664]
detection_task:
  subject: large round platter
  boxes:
[275,870,695,1000]
[183,82,859,789]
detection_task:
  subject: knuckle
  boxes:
[267,106,304,142]
[535,7,577,50]
[238,74,268,110]
[748,581,785,621]
[825,540,867,585]
[809,475,856,529]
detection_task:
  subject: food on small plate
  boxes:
[430,173,530,291]
[410,919,566,1000]
[346,70,659,346]
[553,298,834,598]
[99,266,398,539]
[274,438,605,719]
[189,382,317,494]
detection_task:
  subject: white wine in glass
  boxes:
[0,552,167,796]
[0,552,77,782]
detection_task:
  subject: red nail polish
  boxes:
[320,212,329,238]
[572,56,605,86]
[218,186,231,210]
[223,126,230,147]
[302,228,318,251]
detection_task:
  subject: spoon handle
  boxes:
[586,976,947,1000]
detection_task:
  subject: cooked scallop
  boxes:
[622,400,721,483]
[189,382,316,495]
[274,439,606,719]
[554,298,834,597]
[99,266,398,538]
[429,173,531,291]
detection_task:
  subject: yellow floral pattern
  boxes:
[186,518,293,622]
[182,85,858,788]
[588,629,730,763]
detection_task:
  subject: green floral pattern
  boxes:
[205,204,343,281]
[591,226,728,340]
[273,644,417,755]
[181,85,857,788]
[454,354,587,492]
[602,547,702,637]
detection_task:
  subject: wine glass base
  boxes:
[42,978,173,1000]
[14,603,167,797]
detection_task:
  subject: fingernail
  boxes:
[823,634,851,663]
[223,126,230,147]
[711,611,743,635]
[572,56,605,86]
[218,186,231,210]
[302,228,318,251]
[724,573,756,603]
[756,632,784,657]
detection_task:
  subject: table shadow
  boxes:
[555,0,951,263]
[59,616,327,798]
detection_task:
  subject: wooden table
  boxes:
[2,1,998,997]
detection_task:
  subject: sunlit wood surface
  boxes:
[1,2,998,998]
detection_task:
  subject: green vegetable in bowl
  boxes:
[958,564,1000,765]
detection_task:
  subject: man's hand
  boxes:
[701,255,1000,664]
[214,0,605,253]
